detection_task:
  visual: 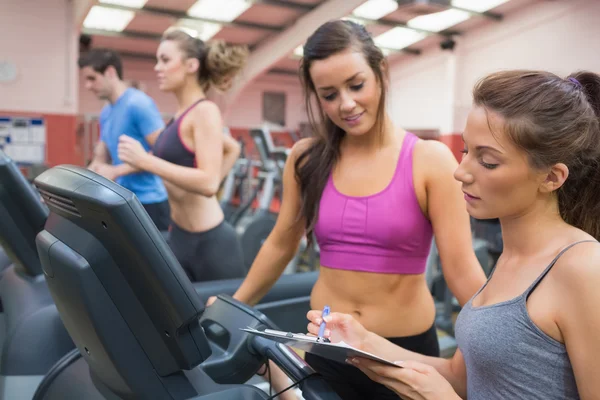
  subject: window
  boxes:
[263,92,286,127]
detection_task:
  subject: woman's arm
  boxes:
[118,102,224,197]
[306,311,468,397]
[417,140,486,306]
[555,242,600,400]
[220,134,241,181]
[230,139,311,305]
[361,331,468,397]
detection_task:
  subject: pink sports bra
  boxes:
[314,132,433,275]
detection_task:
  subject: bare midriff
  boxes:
[310,265,436,338]
[164,181,224,232]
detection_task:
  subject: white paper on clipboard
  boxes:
[241,327,402,368]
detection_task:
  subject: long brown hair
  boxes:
[161,29,248,92]
[295,20,388,245]
[473,70,600,239]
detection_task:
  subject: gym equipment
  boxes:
[234,129,282,272]
[0,151,319,399]
[0,150,75,399]
[471,217,502,274]
[219,144,255,224]
[0,248,10,275]
[32,165,340,400]
[247,128,320,274]
[425,236,490,358]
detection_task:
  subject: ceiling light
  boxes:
[374,27,427,50]
[352,0,398,21]
[188,0,252,22]
[98,0,148,8]
[451,0,509,13]
[292,45,303,59]
[174,19,222,41]
[83,6,135,32]
[407,9,471,32]
[342,16,369,26]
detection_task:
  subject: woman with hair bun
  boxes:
[118,29,249,283]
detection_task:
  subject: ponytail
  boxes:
[559,71,600,240]
[294,115,344,246]
[201,40,248,92]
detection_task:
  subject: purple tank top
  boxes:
[314,132,433,274]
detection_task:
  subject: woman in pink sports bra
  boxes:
[210,20,486,399]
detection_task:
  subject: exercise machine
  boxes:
[0,151,320,399]
[247,128,320,274]
[0,248,10,275]
[424,236,490,357]
[219,130,254,223]
[0,149,75,400]
[32,165,340,400]
[470,217,502,274]
[220,159,257,226]
[232,129,282,272]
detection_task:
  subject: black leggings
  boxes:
[168,220,247,282]
[304,324,440,400]
[142,200,171,231]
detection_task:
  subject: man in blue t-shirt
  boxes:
[78,49,170,230]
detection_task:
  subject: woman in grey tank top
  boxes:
[306,70,600,400]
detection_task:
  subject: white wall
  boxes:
[388,0,600,134]
[0,0,78,114]
[387,51,450,131]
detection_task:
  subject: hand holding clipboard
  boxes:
[241,305,402,368]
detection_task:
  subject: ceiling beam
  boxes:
[268,68,299,76]
[450,6,503,21]
[350,16,460,37]
[83,27,162,41]
[98,3,283,32]
[395,0,503,21]
[82,27,259,51]
[255,0,316,12]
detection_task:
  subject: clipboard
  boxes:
[240,327,402,368]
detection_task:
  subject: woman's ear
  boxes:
[186,57,200,75]
[540,163,569,193]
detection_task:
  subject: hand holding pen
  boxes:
[306,306,371,350]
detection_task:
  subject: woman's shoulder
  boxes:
[179,100,222,132]
[289,137,318,161]
[410,135,460,189]
[552,237,600,281]
[186,100,220,119]
[412,135,458,165]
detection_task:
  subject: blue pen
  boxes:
[318,305,331,342]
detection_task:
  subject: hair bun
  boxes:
[203,40,249,92]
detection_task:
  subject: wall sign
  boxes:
[0,117,46,164]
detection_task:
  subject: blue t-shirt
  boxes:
[99,88,168,204]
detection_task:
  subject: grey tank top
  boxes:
[454,240,596,400]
